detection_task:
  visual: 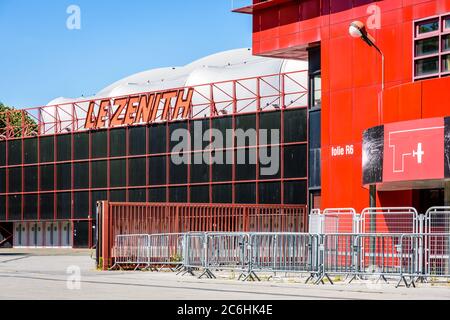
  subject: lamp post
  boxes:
[349,21,385,208]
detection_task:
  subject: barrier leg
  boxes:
[238,271,261,282]
[198,269,216,279]
[314,273,334,285]
[376,275,389,284]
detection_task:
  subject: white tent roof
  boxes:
[47,48,307,105]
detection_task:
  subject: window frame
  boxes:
[414,14,450,80]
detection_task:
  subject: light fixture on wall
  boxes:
[349,20,385,208]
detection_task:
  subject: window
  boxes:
[444,17,450,31]
[414,16,450,80]
[415,37,439,56]
[417,19,439,35]
[310,74,322,108]
[415,57,439,77]
[442,54,450,72]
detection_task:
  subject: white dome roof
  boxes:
[48,48,307,104]
[43,48,308,133]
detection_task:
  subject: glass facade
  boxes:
[0,108,308,225]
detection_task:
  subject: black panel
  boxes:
[74,192,89,219]
[110,159,126,187]
[24,194,38,220]
[190,185,209,203]
[24,166,38,192]
[284,145,307,178]
[91,190,107,218]
[129,126,147,155]
[170,159,187,184]
[212,116,232,138]
[259,182,281,204]
[149,156,166,185]
[91,130,107,159]
[309,110,321,188]
[284,180,307,204]
[260,111,281,131]
[57,192,72,219]
[56,134,72,161]
[190,161,209,183]
[39,136,54,163]
[73,220,89,248]
[212,184,232,203]
[169,187,187,202]
[74,132,89,160]
[39,193,54,220]
[8,139,22,165]
[74,162,89,189]
[236,148,256,181]
[110,189,126,202]
[284,108,307,142]
[258,147,281,179]
[362,125,384,184]
[0,196,5,220]
[212,150,233,182]
[8,194,21,220]
[190,119,210,151]
[24,138,37,164]
[0,168,5,193]
[0,141,5,166]
[309,148,321,189]
[8,167,21,193]
[40,165,54,191]
[235,183,256,204]
[235,114,256,147]
[57,163,72,190]
[308,45,321,74]
[91,161,107,188]
[128,188,147,202]
[110,128,126,157]
[149,123,167,154]
[260,111,281,145]
[149,188,166,202]
[169,121,188,151]
[128,158,146,186]
[309,110,321,149]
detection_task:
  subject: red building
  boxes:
[235,0,450,213]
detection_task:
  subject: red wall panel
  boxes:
[248,0,450,211]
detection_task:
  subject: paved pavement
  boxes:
[0,249,449,300]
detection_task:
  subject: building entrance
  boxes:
[413,189,444,214]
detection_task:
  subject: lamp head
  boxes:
[349,21,365,38]
[349,21,377,49]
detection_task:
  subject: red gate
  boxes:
[98,201,307,270]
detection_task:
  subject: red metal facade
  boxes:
[239,0,450,211]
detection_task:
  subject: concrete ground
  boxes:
[0,249,449,300]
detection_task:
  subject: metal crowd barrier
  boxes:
[111,234,150,270]
[110,231,450,287]
[111,233,185,271]
[423,233,450,280]
[249,233,320,282]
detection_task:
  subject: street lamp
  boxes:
[349,21,385,91]
[349,21,385,208]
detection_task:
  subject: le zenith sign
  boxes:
[84,88,194,129]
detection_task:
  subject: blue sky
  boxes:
[0,0,252,108]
